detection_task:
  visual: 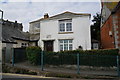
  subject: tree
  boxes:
[91,13,101,41]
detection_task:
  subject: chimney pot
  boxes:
[44,13,49,19]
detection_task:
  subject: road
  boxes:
[1,73,115,80]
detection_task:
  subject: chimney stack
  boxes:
[44,13,49,19]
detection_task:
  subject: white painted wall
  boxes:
[13,40,29,48]
[2,43,6,48]
[39,16,91,52]
[29,42,36,46]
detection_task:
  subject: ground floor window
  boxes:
[21,43,27,47]
[93,43,99,49]
[59,39,73,51]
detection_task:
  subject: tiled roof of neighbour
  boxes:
[112,1,120,13]
[103,2,119,11]
[30,11,91,23]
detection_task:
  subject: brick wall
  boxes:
[101,5,120,49]
[115,7,120,48]
[101,15,115,49]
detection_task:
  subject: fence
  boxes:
[11,50,120,76]
[42,52,118,67]
[41,51,120,76]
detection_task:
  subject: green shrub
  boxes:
[26,46,42,65]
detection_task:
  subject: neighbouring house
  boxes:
[29,19,40,41]
[101,1,120,49]
[30,11,91,52]
[2,20,38,63]
[2,20,38,48]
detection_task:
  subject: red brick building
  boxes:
[101,2,120,49]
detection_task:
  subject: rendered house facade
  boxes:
[35,11,91,52]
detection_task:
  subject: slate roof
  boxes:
[30,11,91,23]
[2,20,30,43]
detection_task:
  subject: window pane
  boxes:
[59,40,63,43]
[69,44,73,50]
[69,40,72,43]
[59,23,65,32]
[66,23,72,31]
[22,43,24,45]
[64,44,68,50]
[60,45,63,51]
[64,40,68,43]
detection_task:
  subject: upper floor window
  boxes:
[59,19,72,32]
[35,23,40,28]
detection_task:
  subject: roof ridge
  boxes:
[30,11,91,23]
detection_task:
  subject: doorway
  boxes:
[44,40,54,51]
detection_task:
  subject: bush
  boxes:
[26,46,42,65]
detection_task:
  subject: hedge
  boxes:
[26,47,119,67]
[44,49,119,67]
[56,49,119,55]
[26,46,42,65]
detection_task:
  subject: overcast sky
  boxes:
[0,1,101,32]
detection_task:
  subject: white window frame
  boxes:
[59,39,73,51]
[59,19,72,32]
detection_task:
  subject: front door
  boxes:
[44,41,53,51]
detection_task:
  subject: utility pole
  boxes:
[0,9,3,80]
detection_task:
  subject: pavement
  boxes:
[1,73,118,80]
[7,61,118,76]
[3,61,120,80]
[1,73,70,80]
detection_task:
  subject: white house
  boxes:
[37,11,91,52]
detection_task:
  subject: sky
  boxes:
[0,1,101,32]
